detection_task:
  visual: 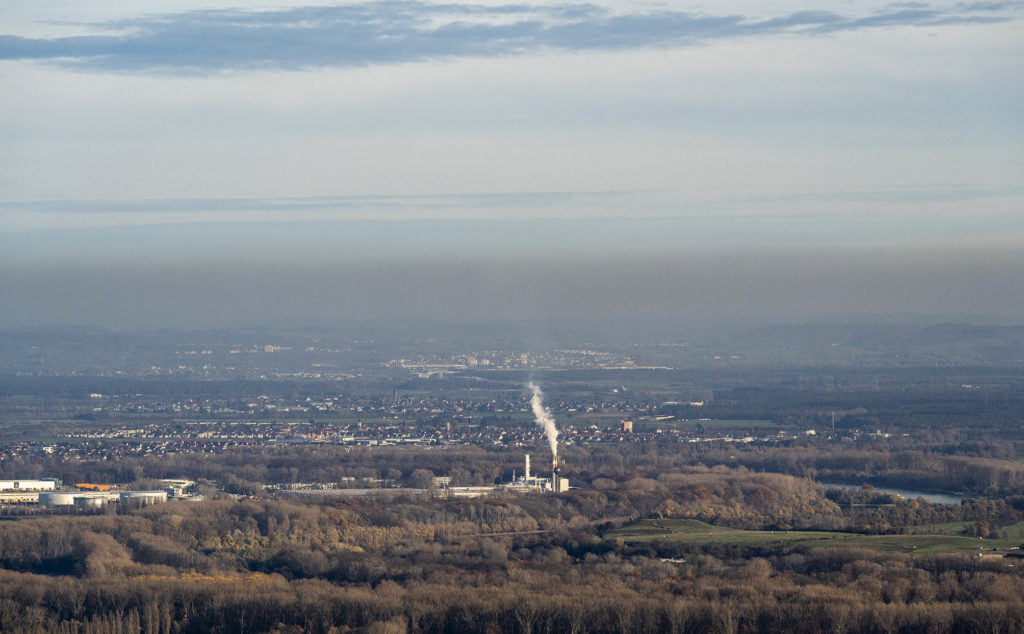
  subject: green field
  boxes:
[998,521,1024,542]
[907,521,972,536]
[607,519,1019,555]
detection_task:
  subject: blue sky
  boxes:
[1,0,1022,326]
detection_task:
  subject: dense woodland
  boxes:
[0,455,1022,632]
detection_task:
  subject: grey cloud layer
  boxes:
[4,184,1020,218]
[0,191,640,215]
[0,1,1014,73]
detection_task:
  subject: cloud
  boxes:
[3,183,1021,217]
[0,190,643,216]
[0,1,1016,73]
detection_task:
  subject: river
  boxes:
[818,481,964,505]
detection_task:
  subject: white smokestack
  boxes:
[528,382,558,458]
[525,454,531,480]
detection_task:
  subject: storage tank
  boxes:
[39,492,77,506]
[119,490,168,507]
[73,495,106,510]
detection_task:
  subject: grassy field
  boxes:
[998,521,1024,542]
[907,521,972,535]
[607,519,1020,555]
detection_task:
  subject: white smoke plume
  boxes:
[528,382,558,457]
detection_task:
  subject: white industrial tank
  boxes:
[119,491,168,507]
[39,492,77,506]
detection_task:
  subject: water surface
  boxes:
[819,481,963,505]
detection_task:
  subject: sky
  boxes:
[1,0,1022,328]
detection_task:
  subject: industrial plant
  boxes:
[499,453,569,494]
[0,478,196,510]
[438,384,570,496]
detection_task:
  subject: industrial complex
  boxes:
[0,478,194,509]
[499,454,569,494]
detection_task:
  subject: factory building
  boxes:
[0,479,57,491]
[160,478,195,498]
[500,454,569,493]
[75,483,112,491]
[551,455,569,493]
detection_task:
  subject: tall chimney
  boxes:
[525,454,531,480]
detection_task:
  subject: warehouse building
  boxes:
[0,479,57,491]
